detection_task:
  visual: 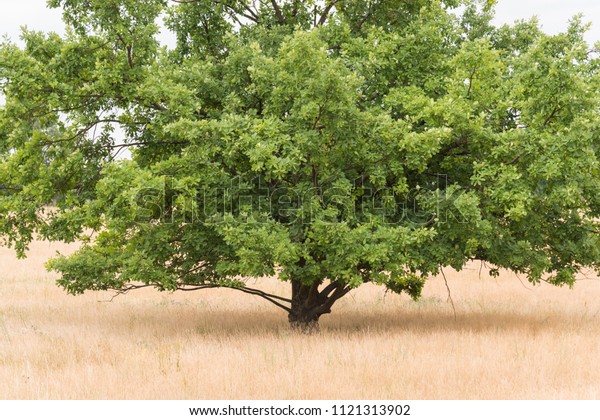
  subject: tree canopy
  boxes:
[1,0,599,330]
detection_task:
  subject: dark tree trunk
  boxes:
[288,281,321,333]
[288,279,351,333]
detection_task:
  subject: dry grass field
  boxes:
[1,240,600,400]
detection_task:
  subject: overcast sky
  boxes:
[1,0,599,45]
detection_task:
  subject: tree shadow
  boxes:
[322,306,586,335]
[83,301,592,339]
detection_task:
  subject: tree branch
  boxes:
[240,2,260,21]
[235,285,292,303]
[318,0,339,26]
[40,118,153,146]
[126,45,134,69]
[106,281,292,312]
[440,267,456,321]
[270,0,285,23]
[107,140,189,149]
[319,281,340,298]
[543,106,561,127]
[103,283,157,302]
[231,285,292,312]
[506,152,525,166]
[171,0,259,23]
[308,283,351,318]
[354,0,377,32]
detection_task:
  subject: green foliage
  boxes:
[1,1,599,321]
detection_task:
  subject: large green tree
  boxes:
[1,0,599,331]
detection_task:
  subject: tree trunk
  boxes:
[288,279,350,333]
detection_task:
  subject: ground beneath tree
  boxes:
[1,240,599,399]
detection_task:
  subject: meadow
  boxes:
[1,240,600,399]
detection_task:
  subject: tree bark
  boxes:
[288,279,350,333]
[288,280,320,333]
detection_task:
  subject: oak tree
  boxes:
[1,0,599,331]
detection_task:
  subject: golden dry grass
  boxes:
[1,240,600,399]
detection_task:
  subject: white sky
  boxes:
[1,0,599,45]
[493,0,600,43]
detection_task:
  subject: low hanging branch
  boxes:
[105,281,293,312]
[104,279,352,318]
